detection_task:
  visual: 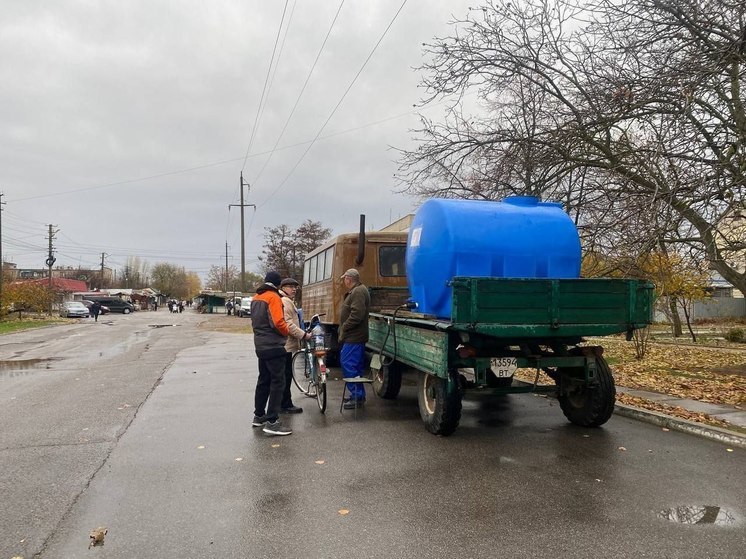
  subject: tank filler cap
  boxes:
[504,196,539,206]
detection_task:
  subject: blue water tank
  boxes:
[406,197,582,318]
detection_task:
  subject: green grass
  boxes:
[0,317,66,334]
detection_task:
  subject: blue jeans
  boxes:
[341,342,366,400]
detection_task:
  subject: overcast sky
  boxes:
[1,0,474,281]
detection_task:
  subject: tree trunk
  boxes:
[669,297,683,337]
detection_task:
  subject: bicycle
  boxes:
[291,314,327,413]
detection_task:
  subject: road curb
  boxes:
[613,402,746,449]
[514,379,746,448]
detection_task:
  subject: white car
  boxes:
[237,297,253,317]
[59,301,90,318]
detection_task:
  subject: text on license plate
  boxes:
[490,357,518,377]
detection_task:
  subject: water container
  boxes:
[406,197,581,319]
[312,324,325,352]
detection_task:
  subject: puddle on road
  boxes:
[97,330,152,359]
[0,358,61,378]
[658,505,737,525]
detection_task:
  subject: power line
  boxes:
[250,0,346,188]
[240,0,290,173]
[257,0,409,207]
[7,103,435,205]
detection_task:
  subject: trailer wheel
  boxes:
[373,361,402,399]
[417,371,462,436]
[556,356,616,427]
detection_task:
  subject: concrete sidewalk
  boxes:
[614,386,746,449]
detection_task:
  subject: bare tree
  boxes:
[398,0,745,294]
[205,264,240,292]
[260,220,331,280]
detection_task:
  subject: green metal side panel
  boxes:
[450,277,654,338]
[368,315,449,379]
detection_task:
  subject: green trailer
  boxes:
[366,277,655,435]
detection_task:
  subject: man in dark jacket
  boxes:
[250,271,292,436]
[338,268,371,409]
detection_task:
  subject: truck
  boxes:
[364,197,654,435]
[300,216,409,361]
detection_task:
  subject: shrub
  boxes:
[725,328,745,343]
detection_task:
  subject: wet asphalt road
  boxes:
[1,310,744,559]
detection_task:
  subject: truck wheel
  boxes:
[417,371,462,436]
[373,362,402,399]
[556,356,616,427]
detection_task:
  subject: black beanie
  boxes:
[264,271,282,287]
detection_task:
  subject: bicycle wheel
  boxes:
[315,355,327,413]
[316,380,327,413]
[291,350,315,397]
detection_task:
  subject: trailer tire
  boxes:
[417,371,462,436]
[556,356,616,427]
[373,362,402,399]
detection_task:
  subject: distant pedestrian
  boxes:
[91,301,102,322]
[226,300,233,316]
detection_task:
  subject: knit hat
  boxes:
[264,271,282,287]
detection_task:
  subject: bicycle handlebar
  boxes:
[305,313,326,333]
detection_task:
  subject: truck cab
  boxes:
[300,229,409,356]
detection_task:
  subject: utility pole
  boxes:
[224,242,229,293]
[228,172,255,293]
[99,252,107,290]
[46,224,58,315]
[0,192,5,306]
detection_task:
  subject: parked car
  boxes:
[82,300,110,315]
[237,297,253,317]
[59,301,90,318]
[84,296,135,314]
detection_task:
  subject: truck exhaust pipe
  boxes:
[356,214,365,265]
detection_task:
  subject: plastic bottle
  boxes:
[312,324,325,350]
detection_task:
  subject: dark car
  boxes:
[84,296,134,314]
[82,300,110,315]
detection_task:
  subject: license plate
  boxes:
[490,357,517,377]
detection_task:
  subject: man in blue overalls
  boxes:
[338,268,370,409]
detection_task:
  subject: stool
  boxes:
[340,377,373,417]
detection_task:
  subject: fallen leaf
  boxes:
[88,527,107,548]
[315,460,325,465]
[338,509,350,515]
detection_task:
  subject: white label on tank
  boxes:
[410,227,422,247]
